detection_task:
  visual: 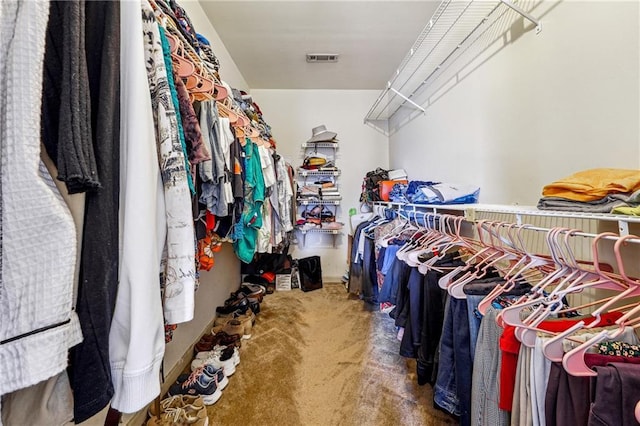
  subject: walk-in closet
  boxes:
[1,0,639,425]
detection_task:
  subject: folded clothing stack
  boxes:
[537,168,640,214]
[387,180,480,205]
[297,205,344,230]
[297,182,341,202]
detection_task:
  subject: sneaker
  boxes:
[168,367,223,405]
[196,346,240,367]
[191,349,237,376]
[177,365,228,392]
[248,299,261,314]
[147,395,208,426]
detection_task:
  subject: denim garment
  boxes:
[381,245,401,275]
[434,296,473,426]
[376,246,386,272]
[465,295,484,363]
[379,256,410,304]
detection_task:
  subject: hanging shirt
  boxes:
[1,1,83,401]
[258,144,277,189]
[233,141,265,263]
[143,6,195,325]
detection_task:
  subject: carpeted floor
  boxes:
[206,283,456,426]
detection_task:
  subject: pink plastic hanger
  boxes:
[562,323,627,377]
[545,233,640,363]
[437,219,504,290]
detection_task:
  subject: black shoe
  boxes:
[216,298,250,316]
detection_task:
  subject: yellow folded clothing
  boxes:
[306,157,326,166]
[542,168,640,202]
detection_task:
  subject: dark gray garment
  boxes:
[66,1,120,423]
[41,0,99,194]
[537,189,640,213]
[589,363,640,426]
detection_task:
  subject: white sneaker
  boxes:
[191,352,236,376]
[196,346,240,366]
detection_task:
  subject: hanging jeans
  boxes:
[434,295,472,426]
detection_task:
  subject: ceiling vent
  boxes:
[306,53,339,63]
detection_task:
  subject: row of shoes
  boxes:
[146,283,267,425]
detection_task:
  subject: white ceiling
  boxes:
[199,1,441,90]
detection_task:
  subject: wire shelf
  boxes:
[297,199,341,205]
[297,170,341,177]
[302,142,339,149]
[364,0,540,126]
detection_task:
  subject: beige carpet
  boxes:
[206,283,456,425]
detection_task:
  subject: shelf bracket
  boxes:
[619,220,630,237]
[389,88,426,114]
[499,0,542,34]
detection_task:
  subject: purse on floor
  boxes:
[298,255,323,292]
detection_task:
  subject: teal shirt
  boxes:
[234,140,265,263]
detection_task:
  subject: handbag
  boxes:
[241,245,292,275]
[298,255,323,292]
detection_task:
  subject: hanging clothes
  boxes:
[40,0,100,194]
[66,0,122,422]
[108,1,166,413]
[233,140,265,263]
[142,3,196,325]
[0,0,82,404]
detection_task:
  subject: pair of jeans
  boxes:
[434,296,472,426]
[465,295,484,363]
[379,255,410,305]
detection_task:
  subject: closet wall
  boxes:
[251,89,389,280]
[388,0,640,206]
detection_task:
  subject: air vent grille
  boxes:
[306,54,339,63]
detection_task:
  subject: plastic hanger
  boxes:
[499,228,574,332]
[438,219,499,290]
[562,323,627,377]
[541,232,639,360]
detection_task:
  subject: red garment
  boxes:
[498,311,623,411]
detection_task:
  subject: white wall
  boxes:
[388,1,640,205]
[181,0,249,91]
[251,89,389,280]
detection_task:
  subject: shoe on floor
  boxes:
[196,346,240,366]
[146,406,208,426]
[177,365,228,392]
[211,319,244,338]
[215,310,254,334]
[216,298,252,316]
[191,348,237,377]
[168,367,223,406]
[147,395,208,426]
